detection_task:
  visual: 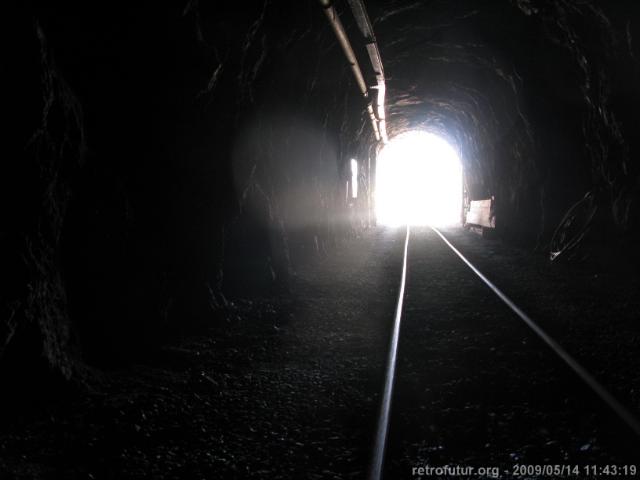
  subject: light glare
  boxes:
[376,131,462,226]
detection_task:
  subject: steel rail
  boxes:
[431,226,640,438]
[369,225,410,480]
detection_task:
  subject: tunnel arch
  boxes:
[7,0,640,387]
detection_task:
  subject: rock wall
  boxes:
[5,1,368,379]
[371,0,640,252]
[5,0,640,383]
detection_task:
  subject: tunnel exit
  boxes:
[375,131,462,226]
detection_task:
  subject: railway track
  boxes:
[369,226,640,479]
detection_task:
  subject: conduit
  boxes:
[319,0,387,143]
[319,0,368,96]
[346,0,388,143]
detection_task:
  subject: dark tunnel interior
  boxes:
[4,0,640,477]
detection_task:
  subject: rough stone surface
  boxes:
[5,0,640,425]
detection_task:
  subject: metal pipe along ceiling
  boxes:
[319,0,369,97]
[319,0,388,143]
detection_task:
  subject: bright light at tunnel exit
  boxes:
[376,131,462,226]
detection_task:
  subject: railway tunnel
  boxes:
[4,0,640,477]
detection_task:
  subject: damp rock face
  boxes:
[6,2,367,378]
[5,0,640,381]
